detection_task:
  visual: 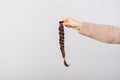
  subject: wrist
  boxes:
[74,22,82,30]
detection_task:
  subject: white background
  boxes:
[0,0,120,80]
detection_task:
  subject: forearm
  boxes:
[77,22,120,44]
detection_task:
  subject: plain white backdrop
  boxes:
[0,0,120,80]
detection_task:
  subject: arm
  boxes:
[62,17,120,44]
[79,22,120,44]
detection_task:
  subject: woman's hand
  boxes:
[61,17,81,30]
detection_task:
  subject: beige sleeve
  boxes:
[79,22,120,44]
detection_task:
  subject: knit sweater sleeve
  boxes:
[79,22,120,44]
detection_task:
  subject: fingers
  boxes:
[62,17,73,23]
[61,17,72,28]
[59,17,81,30]
[62,17,71,21]
[59,20,70,28]
[62,22,71,28]
[60,17,78,29]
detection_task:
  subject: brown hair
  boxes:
[59,21,69,67]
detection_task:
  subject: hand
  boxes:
[61,17,81,30]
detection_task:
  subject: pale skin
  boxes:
[62,17,81,30]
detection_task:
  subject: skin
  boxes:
[61,17,81,30]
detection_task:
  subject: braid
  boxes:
[59,21,69,67]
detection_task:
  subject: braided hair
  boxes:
[59,21,69,67]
